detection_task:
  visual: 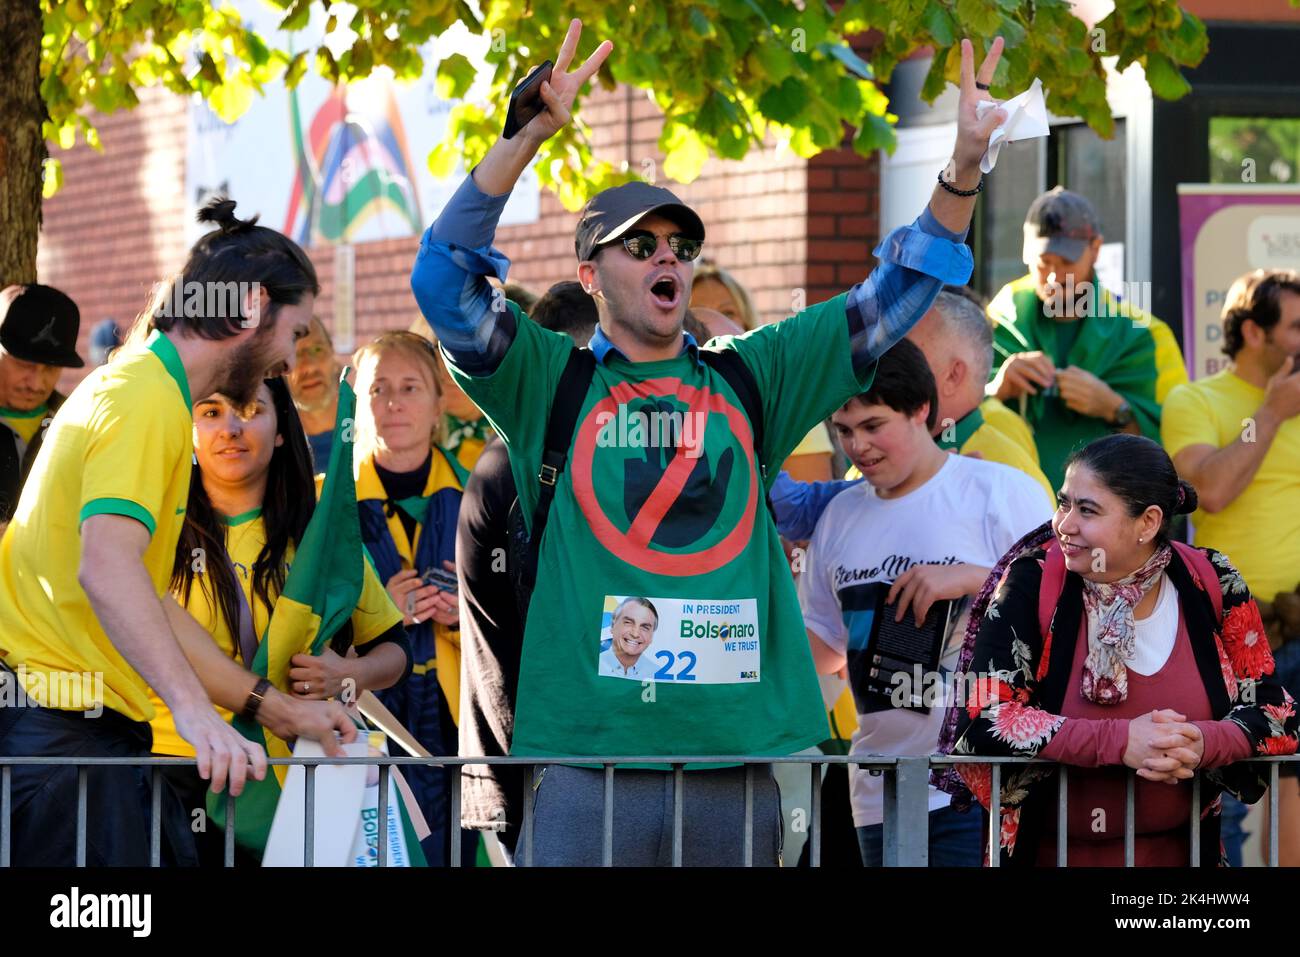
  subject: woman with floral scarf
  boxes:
[938,434,1299,866]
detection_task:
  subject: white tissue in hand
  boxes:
[975,78,1049,174]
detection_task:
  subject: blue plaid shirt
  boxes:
[411,172,973,376]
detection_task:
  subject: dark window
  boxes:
[1051,119,1127,244]
[972,138,1044,299]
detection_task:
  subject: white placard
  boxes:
[262,737,369,867]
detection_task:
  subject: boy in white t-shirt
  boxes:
[799,340,1052,866]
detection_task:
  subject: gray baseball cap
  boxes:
[1022,187,1101,264]
[574,181,704,262]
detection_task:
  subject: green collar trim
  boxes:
[0,403,48,419]
[146,329,193,412]
[222,506,264,526]
[937,406,984,451]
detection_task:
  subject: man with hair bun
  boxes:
[0,197,356,866]
[1161,266,1300,864]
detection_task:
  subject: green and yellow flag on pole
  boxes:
[208,375,423,862]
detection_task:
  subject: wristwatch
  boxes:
[241,677,273,723]
[1110,400,1134,428]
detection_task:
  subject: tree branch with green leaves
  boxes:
[34,0,1208,216]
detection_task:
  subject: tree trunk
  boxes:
[0,0,45,287]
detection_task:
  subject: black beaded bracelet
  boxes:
[937,169,984,196]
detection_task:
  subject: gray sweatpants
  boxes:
[528,764,783,867]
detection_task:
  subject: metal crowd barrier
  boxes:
[1,753,1296,867]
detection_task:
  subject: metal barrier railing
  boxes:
[1,753,1296,867]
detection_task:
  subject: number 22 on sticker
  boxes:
[653,650,697,681]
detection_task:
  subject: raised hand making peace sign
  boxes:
[927,37,1008,231]
[472,19,613,196]
[516,19,614,145]
[952,37,1008,174]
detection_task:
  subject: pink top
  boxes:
[1035,601,1251,866]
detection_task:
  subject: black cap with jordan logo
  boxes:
[574,181,705,262]
[0,284,85,368]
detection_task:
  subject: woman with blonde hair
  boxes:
[406,316,493,471]
[692,261,837,482]
[691,259,759,332]
[352,330,473,865]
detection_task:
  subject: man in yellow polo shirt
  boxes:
[0,199,353,865]
[1162,269,1300,604]
[1162,267,1300,868]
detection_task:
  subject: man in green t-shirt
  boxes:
[411,19,1007,865]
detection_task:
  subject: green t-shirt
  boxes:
[448,294,870,758]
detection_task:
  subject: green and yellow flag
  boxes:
[208,376,423,862]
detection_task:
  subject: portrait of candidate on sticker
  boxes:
[596,595,761,684]
[598,596,660,680]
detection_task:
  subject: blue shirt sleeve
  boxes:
[410,173,518,375]
[844,206,974,376]
[769,471,861,541]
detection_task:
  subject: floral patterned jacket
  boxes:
[936,524,1300,866]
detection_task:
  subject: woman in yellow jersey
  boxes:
[352,332,471,866]
[154,376,411,864]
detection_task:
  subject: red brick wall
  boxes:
[38,85,189,395]
[38,79,880,395]
[806,145,879,308]
[1183,0,1300,21]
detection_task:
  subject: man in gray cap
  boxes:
[0,283,85,525]
[412,18,1008,865]
[987,186,1187,488]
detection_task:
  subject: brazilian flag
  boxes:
[989,275,1180,491]
[209,375,425,863]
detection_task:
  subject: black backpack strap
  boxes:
[0,425,20,524]
[522,346,596,587]
[700,347,780,522]
[699,347,766,479]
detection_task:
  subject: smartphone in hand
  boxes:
[503,60,554,139]
[421,566,459,595]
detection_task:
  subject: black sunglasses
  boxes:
[619,230,703,262]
